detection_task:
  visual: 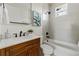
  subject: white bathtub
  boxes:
[44,39,79,56]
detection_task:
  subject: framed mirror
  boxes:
[4,3,32,25]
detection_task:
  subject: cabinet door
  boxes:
[0,49,6,56]
[9,48,27,56]
[6,42,28,56]
[26,44,40,56]
[9,46,27,56]
[14,48,27,56]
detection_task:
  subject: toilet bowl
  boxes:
[41,44,54,56]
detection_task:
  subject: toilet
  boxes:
[41,44,54,56]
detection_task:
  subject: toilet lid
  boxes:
[41,44,53,54]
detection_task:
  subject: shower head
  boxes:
[48,11,51,14]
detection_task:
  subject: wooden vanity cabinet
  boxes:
[0,38,41,56]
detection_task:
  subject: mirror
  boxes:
[4,3,32,25]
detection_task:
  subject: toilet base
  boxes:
[41,43,54,56]
[44,53,54,56]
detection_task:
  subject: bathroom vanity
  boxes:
[0,36,42,56]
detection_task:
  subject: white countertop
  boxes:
[0,34,42,49]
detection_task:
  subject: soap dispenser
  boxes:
[5,29,11,39]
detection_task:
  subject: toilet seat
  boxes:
[41,44,53,55]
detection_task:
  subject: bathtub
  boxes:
[44,39,79,56]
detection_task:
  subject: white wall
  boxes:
[49,3,79,44]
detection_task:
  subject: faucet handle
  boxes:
[13,33,17,37]
[23,32,26,36]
